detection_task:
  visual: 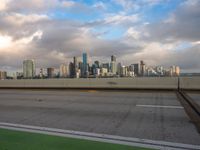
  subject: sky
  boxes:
[0,0,200,73]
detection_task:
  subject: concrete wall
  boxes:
[0,77,199,90]
[179,77,200,90]
[0,77,178,90]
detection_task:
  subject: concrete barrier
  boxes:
[180,77,200,90]
[0,77,199,90]
[0,77,179,90]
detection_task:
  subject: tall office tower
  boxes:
[92,61,100,76]
[156,66,164,76]
[140,60,146,76]
[73,57,78,78]
[23,59,35,79]
[117,63,122,76]
[0,71,7,80]
[111,55,116,62]
[69,62,74,78]
[82,53,89,77]
[79,61,83,76]
[175,66,180,76]
[170,66,180,76]
[39,68,44,78]
[131,64,140,76]
[59,64,68,78]
[121,66,126,77]
[170,65,175,76]
[110,55,117,75]
[47,68,55,78]
[94,61,100,68]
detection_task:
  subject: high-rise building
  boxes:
[94,61,100,68]
[59,64,68,78]
[0,71,7,80]
[100,68,108,77]
[23,59,35,79]
[47,68,55,78]
[82,53,89,77]
[131,64,140,76]
[110,55,117,75]
[117,63,122,76]
[73,57,78,78]
[140,60,146,76]
[101,63,110,72]
[121,66,126,77]
[39,68,45,78]
[155,66,164,76]
[175,66,180,76]
[69,62,74,78]
[111,55,116,62]
[170,66,180,76]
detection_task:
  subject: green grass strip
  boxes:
[0,128,153,150]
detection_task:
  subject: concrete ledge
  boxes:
[0,77,178,90]
[180,77,200,90]
[0,77,200,90]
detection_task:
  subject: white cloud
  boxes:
[113,0,140,11]
[61,1,75,8]
[104,13,139,25]
[3,13,49,26]
[92,1,107,10]
[0,0,10,11]
[0,35,12,49]
[125,27,141,39]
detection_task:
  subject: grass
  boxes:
[0,128,153,150]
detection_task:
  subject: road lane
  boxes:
[0,90,199,145]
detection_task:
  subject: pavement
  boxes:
[188,92,200,106]
[0,89,200,146]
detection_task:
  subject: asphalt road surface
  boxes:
[0,89,200,145]
[188,92,200,106]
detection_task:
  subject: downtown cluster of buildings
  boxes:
[0,53,180,79]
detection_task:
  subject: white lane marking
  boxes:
[0,122,199,150]
[136,105,184,109]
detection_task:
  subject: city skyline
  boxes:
[1,53,179,79]
[0,0,200,73]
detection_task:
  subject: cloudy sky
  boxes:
[0,0,200,73]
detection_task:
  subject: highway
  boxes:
[0,89,200,146]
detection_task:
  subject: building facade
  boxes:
[47,67,55,78]
[23,59,35,79]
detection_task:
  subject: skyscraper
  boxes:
[130,64,140,76]
[82,53,89,77]
[23,59,35,79]
[39,68,44,78]
[73,56,78,78]
[110,55,117,75]
[175,66,180,76]
[111,55,116,62]
[170,65,180,76]
[117,63,122,76]
[0,71,7,80]
[59,64,68,78]
[47,68,55,78]
[69,62,74,78]
[140,60,146,76]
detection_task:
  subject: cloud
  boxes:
[0,0,200,73]
[0,0,10,11]
[2,13,49,26]
[144,0,200,42]
[113,0,140,11]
